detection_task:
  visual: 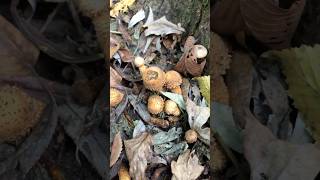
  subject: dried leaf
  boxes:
[186,98,210,145]
[144,6,154,26]
[124,132,153,180]
[0,16,39,76]
[133,120,146,138]
[110,0,136,17]
[143,16,185,36]
[128,9,145,28]
[171,149,204,180]
[110,37,120,59]
[110,132,123,167]
[193,76,210,105]
[263,45,320,140]
[118,48,134,62]
[110,67,122,88]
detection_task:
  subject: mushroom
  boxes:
[147,95,164,115]
[193,45,208,59]
[164,100,181,116]
[185,129,198,144]
[142,66,166,92]
[118,163,131,180]
[165,70,182,94]
[110,88,124,107]
[134,56,147,74]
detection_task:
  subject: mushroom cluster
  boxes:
[134,56,183,128]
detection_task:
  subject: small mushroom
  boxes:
[147,95,164,115]
[142,66,166,92]
[185,129,198,144]
[164,100,181,116]
[194,45,208,59]
[110,88,124,107]
[165,70,182,94]
[150,117,170,129]
[134,56,147,74]
[118,163,131,180]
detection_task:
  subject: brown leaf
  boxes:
[171,149,204,180]
[124,132,153,180]
[110,132,123,167]
[118,48,134,62]
[0,15,39,76]
[110,67,122,88]
[174,39,207,77]
[110,36,120,59]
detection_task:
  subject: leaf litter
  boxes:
[109,1,210,179]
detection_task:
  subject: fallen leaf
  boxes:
[110,132,123,167]
[193,76,210,105]
[0,15,39,76]
[212,102,243,153]
[143,16,185,36]
[124,132,153,180]
[110,67,122,88]
[133,120,146,138]
[263,45,320,141]
[118,48,134,62]
[186,98,210,145]
[171,149,204,180]
[110,37,120,59]
[128,9,145,28]
[144,6,154,26]
[110,0,136,17]
[288,113,313,144]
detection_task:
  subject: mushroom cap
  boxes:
[164,100,181,116]
[165,70,183,89]
[185,129,198,143]
[147,95,164,115]
[171,86,182,95]
[142,66,165,92]
[110,88,124,107]
[194,45,208,58]
[0,85,45,142]
[134,56,145,68]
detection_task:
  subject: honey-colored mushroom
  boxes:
[185,129,198,143]
[118,163,131,180]
[134,56,147,74]
[110,88,124,107]
[147,95,164,115]
[142,66,166,92]
[165,70,183,94]
[164,100,181,116]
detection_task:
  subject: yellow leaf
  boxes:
[193,76,210,105]
[110,0,136,18]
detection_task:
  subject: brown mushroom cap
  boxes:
[165,70,182,89]
[0,85,45,142]
[147,95,164,115]
[142,66,165,92]
[164,100,181,116]
[185,129,198,143]
[110,88,124,107]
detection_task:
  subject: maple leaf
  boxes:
[171,149,204,180]
[124,132,153,180]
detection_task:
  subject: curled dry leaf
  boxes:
[171,149,204,180]
[0,15,39,76]
[143,16,185,36]
[124,132,153,180]
[174,36,207,77]
[110,132,123,167]
[193,76,210,105]
[212,0,306,49]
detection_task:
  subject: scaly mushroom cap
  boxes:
[164,100,181,116]
[110,88,124,107]
[0,85,45,142]
[147,95,164,115]
[165,70,182,89]
[185,129,198,144]
[142,66,165,92]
